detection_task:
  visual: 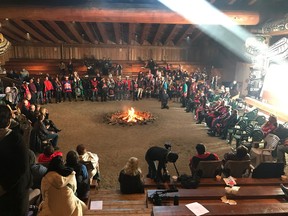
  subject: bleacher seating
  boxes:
[3,58,199,79]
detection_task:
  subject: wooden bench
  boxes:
[144,177,288,188]
[152,203,288,216]
[147,186,285,202]
[85,189,150,216]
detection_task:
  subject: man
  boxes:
[0,105,32,215]
[189,143,219,175]
[43,76,53,104]
[161,89,169,109]
[145,145,178,182]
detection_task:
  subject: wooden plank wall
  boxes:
[0,47,14,65]
[12,44,198,62]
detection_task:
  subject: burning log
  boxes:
[104,107,156,126]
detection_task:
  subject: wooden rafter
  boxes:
[2,21,28,40]
[0,28,24,42]
[46,20,73,44]
[210,0,216,3]
[140,24,151,45]
[0,7,260,25]
[164,25,180,45]
[96,23,108,43]
[175,25,194,46]
[190,31,203,43]
[128,23,136,45]
[13,19,49,43]
[80,22,97,44]
[30,20,60,43]
[152,24,166,45]
[113,23,121,44]
[65,22,84,43]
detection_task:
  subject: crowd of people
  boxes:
[1,57,288,215]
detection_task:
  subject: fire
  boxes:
[123,107,143,123]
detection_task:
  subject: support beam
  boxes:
[2,21,28,40]
[80,22,97,44]
[228,0,237,5]
[152,24,166,45]
[46,20,74,44]
[140,24,151,45]
[64,22,84,43]
[30,20,60,43]
[0,28,24,42]
[13,19,50,43]
[0,7,260,25]
[164,25,180,45]
[248,0,257,5]
[175,25,194,46]
[113,23,121,44]
[96,23,108,44]
[190,31,203,43]
[128,23,136,45]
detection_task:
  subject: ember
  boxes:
[104,107,156,125]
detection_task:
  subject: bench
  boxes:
[152,203,288,216]
[144,177,288,188]
[85,189,150,216]
[147,186,285,202]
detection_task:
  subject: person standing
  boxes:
[0,105,32,216]
[161,89,169,109]
[43,76,53,104]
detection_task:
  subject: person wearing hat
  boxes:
[145,146,178,182]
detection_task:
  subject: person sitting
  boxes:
[76,144,100,184]
[161,89,169,109]
[65,151,90,202]
[33,114,59,148]
[28,149,47,189]
[0,104,32,216]
[223,145,250,165]
[145,145,178,182]
[189,143,219,175]
[118,157,144,194]
[38,144,63,164]
[261,114,278,137]
[38,156,87,216]
[40,107,61,133]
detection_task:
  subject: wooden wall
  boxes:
[11,44,204,62]
[0,47,14,65]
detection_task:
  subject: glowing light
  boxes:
[158,0,252,60]
[122,107,143,123]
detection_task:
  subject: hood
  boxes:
[45,171,75,189]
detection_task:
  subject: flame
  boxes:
[123,107,143,123]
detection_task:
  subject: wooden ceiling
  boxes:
[0,0,287,46]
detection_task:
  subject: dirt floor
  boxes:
[44,99,235,189]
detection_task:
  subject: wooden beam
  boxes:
[140,24,151,45]
[128,23,136,45]
[46,20,74,44]
[0,7,260,25]
[30,20,60,43]
[2,21,28,40]
[164,25,180,45]
[0,28,24,42]
[13,19,50,43]
[175,25,194,45]
[96,23,108,43]
[190,31,203,43]
[64,22,84,43]
[152,24,166,45]
[113,23,121,44]
[80,22,97,44]
[210,0,216,3]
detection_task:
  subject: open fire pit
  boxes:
[104,107,156,125]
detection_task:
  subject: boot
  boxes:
[280,184,288,198]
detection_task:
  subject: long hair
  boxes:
[123,157,142,176]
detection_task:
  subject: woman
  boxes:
[65,151,90,202]
[118,157,144,194]
[38,156,86,216]
[76,144,100,184]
